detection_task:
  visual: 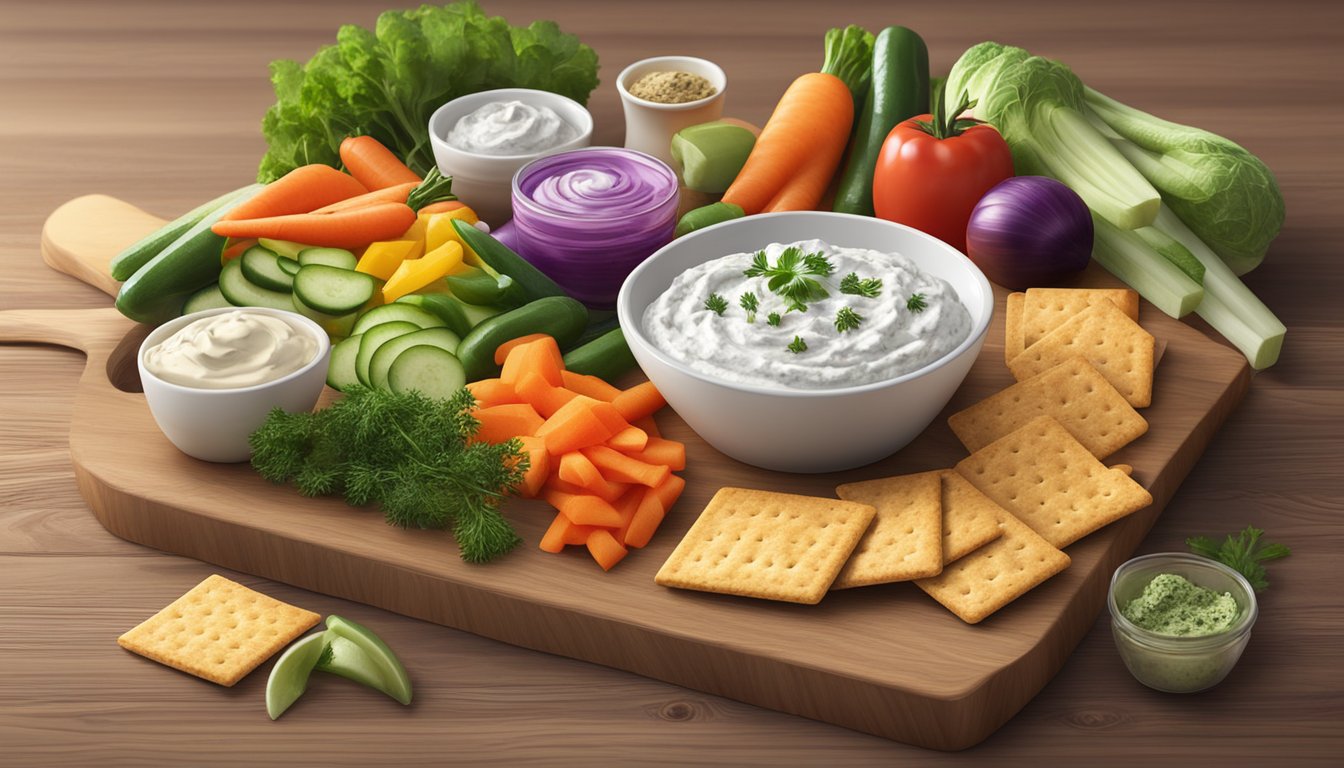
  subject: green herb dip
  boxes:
[1121,573,1239,636]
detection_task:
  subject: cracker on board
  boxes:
[954,415,1152,549]
[948,356,1149,459]
[1008,300,1156,408]
[1004,292,1026,364]
[939,471,1006,564]
[832,471,944,588]
[117,574,321,687]
[914,512,1071,624]
[1021,287,1140,349]
[654,487,875,604]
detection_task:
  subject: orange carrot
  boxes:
[472,403,544,444]
[539,514,596,553]
[761,119,851,212]
[220,238,258,263]
[543,490,623,528]
[632,415,661,439]
[544,476,630,505]
[535,396,621,455]
[212,202,416,250]
[613,487,643,544]
[720,73,855,215]
[311,182,419,214]
[340,136,421,190]
[558,451,604,491]
[626,437,686,471]
[514,435,550,498]
[501,337,563,387]
[221,164,368,222]
[612,381,667,422]
[582,445,670,488]
[624,474,686,548]
[514,371,579,419]
[606,425,649,454]
[560,370,622,402]
[494,333,551,365]
[467,378,522,408]
[585,529,628,571]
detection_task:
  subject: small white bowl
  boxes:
[617,56,726,168]
[429,88,593,227]
[617,212,993,474]
[137,307,331,463]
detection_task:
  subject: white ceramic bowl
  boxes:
[617,56,726,167]
[617,212,994,473]
[429,88,594,227]
[137,307,331,463]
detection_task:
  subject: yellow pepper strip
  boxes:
[424,211,495,275]
[356,239,423,281]
[382,240,464,303]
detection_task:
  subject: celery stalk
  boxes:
[1091,214,1203,318]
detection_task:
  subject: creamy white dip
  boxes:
[447,100,576,156]
[143,310,318,389]
[642,239,972,390]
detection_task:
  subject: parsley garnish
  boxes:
[704,292,728,316]
[766,312,782,327]
[906,293,928,313]
[739,291,759,323]
[1187,526,1290,592]
[787,335,808,354]
[743,247,832,311]
[839,272,882,298]
[834,307,862,333]
[249,387,525,563]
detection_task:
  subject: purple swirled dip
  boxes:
[510,148,678,307]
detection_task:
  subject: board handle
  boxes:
[0,307,142,389]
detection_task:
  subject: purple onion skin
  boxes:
[965,176,1093,291]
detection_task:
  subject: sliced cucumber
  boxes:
[277,257,302,277]
[387,345,467,401]
[218,257,294,311]
[369,327,462,390]
[293,264,376,314]
[324,615,412,705]
[292,291,357,339]
[240,245,295,292]
[182,283,231,314]
[356,321,419,386]
[350,303,446,336]
[326,335,362,391]
[259,238,308,260]
[298,247,358,271]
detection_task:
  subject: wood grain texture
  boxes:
[2,0,1341,765]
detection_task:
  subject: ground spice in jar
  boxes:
[628,71,717,104]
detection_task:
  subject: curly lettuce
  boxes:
[258,2,599,182]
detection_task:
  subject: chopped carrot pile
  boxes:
[471,335,687,571]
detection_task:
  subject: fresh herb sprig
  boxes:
[705,292,729,315]
[787,336,808,354]
[744,247,834,312]
[1187,526,1290,592]
[249,387,526,563]
[834,307,862,333]
[739,291,759,323]
[907,293,928,313]
[766,312,782,327]
[839,272,882,298]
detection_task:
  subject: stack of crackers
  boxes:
[655,288,1159,624]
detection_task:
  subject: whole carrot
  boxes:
[341,136,422,190]
[220,164,367,222]
[760,77,854,212]
[212,202,416,250]
[311,182,419,214]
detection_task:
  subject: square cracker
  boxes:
[949,356,1149,459]
[955,415,1152,548]
[1004,292,1026,364]
[915,512,1070,624]
[1022,288,1139,349]
[118,574,321,687]
[655,487,875,604]
[1008,300,1155,408]
[940,471,1006,564]
[833,471,943,588]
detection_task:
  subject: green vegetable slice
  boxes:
[265,631,328,720]
[324,615,412,705]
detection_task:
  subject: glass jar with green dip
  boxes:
[1108,553,1258,693]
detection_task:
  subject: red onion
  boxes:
[965,176,1093,290]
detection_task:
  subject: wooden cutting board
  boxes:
[5,195,1251,751]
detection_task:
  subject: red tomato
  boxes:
[872,111,1014,252]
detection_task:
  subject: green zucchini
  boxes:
[115,187,264,324]
[109,185,258,281]
[455,296,589,381]
[832,27,930,216]
[561,328,637,383]
[450,220,567,303]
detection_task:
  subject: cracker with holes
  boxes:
[955,415,1152,549]
[949,356,1148,459]
[1004,291,1027,364]
[654,487,875,604]
[1008,299,1156,408]
[1021,287,1139,349]
[117,574,321,686]
[914,512,1071,624]
[832,470,944,588]
[939,471,1006,564]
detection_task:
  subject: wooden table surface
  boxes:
[2,1,1340,764]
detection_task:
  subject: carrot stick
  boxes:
[626,437,686,471]
[612,382,667,423]
[720,73,855,215]
[212,203,417,250]
[582,445,670,488]
[494,333,551,366]
[543,490,623,528]
[514,371,579,419]
[585,529,628,571]
[472,403,544,444]
[624,474,685,548]
[558,451,605,491]
[544,477,630,505]
[514,435,550,498]
[221,164,368,222]
[560,370,622,402]
[606,425,649,454]
[466,378,522,408]
[340,136,421,189]
[311,182,419,214]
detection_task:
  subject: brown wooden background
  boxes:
[1,0,1340,764]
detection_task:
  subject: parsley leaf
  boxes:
[1187,526,1290,592]
[906,293,928,313]
[787,335,808,354]
[839,272,882,298]
[704,292,728,315]
[766,312,782,327]
[742,247,831,311]
[834,306,862,333]
[739,291,759,323]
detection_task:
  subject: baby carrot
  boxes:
[340,136,422,190]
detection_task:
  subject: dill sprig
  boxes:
[834,306,862,333]
[906,293,928,313]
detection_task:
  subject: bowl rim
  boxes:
[510,146,680,224]
[616,210,994,399]
[137,306,331,395]
[1107,552,1260,648]
[428,87,595,163]
[616,55,727,111]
